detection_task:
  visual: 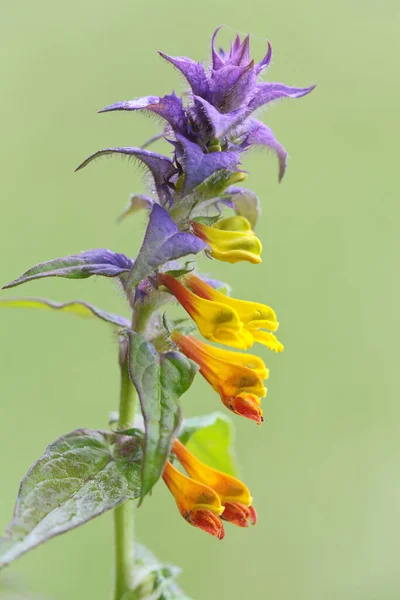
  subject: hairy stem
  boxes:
[113,359,137,600]
[132,300,154,334]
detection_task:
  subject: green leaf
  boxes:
[124,545,180,600]
[127,331,198,501]
[230,189,261,229]
[164,261,195,279]
[0,297,130,328]
[191,215,220,226]
[180,412,238,476]
[122,544,193,600]
[169,318,197,336]
[3,249,132,290]
[117,194,153,223]
[193,169,237,200]
[161,315,197,338]
[0,429,141,569]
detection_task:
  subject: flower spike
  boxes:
[0,25,314,580]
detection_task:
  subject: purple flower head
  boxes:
[160,27,314,181]
[79,27,314,196]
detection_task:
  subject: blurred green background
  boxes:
[1,0,399,598]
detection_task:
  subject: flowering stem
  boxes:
[113,359,137,600]
[131,301,153,334]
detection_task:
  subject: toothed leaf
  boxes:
[0,430,141,569]
[3,249,132,290]
[0,297,129,328]
[127,331,198,500]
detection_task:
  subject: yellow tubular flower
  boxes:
[173,440,257,528]
[158,273,253,349]
[191,216,262,264]
[163,460,225,539]
[172,331,268,424]
[186,274,284,352]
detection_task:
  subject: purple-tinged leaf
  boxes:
[141,132,165,149]
[99,93,187,134]
[211,25,225,70]
[0,429,141,569]
[248,82,316,112]
[230,34,251,67]
[117,194,154,223]
[255,41,272,74]
[175,135,240,196]
[232,34,241,54]
[210,61,257,113]
[225,186,261,229]
[127,204,207,288]
[3,249,133,289]
[158,52,209,99]
[75,147,178,203]
[0,297,130,328]
[127,331,198,501]
[211,28,252,70]
[240,119,288,182]
[193,96,246,139]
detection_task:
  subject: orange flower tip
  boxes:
[189,509,225,540]
[230,394,263,425]
[222,502,257,528]
[248,505,258,525]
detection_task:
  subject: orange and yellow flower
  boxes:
[172,331,268,424]
[163,460,225,540]
[163,440,257,538]
[173,439,257,528]
[158,272,283,352]
[191,216,262,264]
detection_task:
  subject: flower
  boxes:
[172,439,257,528]
[172,331,268,424]
[158,272,252,348]
[159,272,283,351]
[191,216,262,264]
[163,459,225,539]
[186,273,283,351]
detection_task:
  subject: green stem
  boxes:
[113,302,153,599]
[113,359,137,600]
[131,301,154,334]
